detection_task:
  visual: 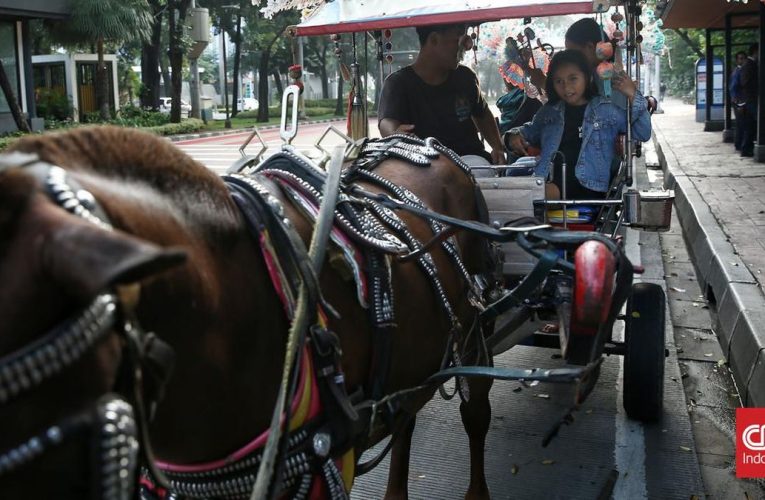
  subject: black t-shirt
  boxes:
[378,65,489,157]
[552,103,604,200]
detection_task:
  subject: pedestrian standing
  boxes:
[730,51,748,151]
[739,43,759,158]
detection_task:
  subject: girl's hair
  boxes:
[545,50,600,104]
[565,18,609,46]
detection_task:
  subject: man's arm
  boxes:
[472,108,505,164]
[379,118,415,137]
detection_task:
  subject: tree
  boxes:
[0,61,30,132]
[47,0,153,120]
[140,0,165,110]
[167,0,192,122]
[304,36,330,98]
[239,4,299,122]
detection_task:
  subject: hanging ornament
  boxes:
[597,61,614,97]
[596,41,614,61]
[471,27,479,64]
[383,29,394,71]
[611,12,624,23]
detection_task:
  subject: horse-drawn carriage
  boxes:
[0,1,674,499]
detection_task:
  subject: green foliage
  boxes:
[46,0,154,46]
[144,119,205,136]
[112,105,171,127]
[305,107,334,117]
[0,132,25,152]
[35,88,73,121]
[305,99,338,108]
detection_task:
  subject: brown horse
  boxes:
[0,126,494,499]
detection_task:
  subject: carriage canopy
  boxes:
[291,0,597,36]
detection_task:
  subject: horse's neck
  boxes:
[99,181,292,462]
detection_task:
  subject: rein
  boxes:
[0,153,175,499]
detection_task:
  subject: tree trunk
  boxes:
[140,0,163,109]
[159,55,171,98]
[231,13,242,118]
[256,29,289,122]
[320,44,329,99]
[271,69,283,96]
[334,74,344,116]
[257,50,270,122]
[96,36,110,121]
[0,60,30,132]
[168,1,189,123]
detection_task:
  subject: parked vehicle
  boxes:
[159,97,191,116]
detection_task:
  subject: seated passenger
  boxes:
[497,79,542,135]
[504,50,651,200]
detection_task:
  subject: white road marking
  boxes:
[613,226,648,499]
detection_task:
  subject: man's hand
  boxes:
[490,148,506,165]
[612,71,637,101]
[506,132,529,156]
[527,68,546,91]
[395,124,416,135]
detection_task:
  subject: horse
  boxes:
[0,125,496,499]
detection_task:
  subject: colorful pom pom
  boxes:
[596,41,614,61]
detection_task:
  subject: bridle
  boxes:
[0,152,173,499]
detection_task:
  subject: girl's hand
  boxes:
[612,71,637,100]
[506,132,529,156]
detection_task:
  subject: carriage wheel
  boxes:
[623,283,666,422]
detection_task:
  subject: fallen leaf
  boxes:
[704,353,713,357]
[511,464,519,474]
[418,474,426,479]
[529,380,540,387]
[679,446,692,452]
[585,409,593,414]
[631,311,641,318]
[670,286,686,293]
[537,394,551,399]
[541,459,555,465]
[513,386,523,393]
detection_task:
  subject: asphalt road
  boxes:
[173,127,757,499]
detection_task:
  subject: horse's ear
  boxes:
[43,224,187,302]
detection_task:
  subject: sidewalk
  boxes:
[653,99,765,407]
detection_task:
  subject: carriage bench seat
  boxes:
[474,171,545,279]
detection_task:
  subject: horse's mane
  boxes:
[5,126,241,238]
[7,126,228,202]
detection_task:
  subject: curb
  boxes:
[167,117,347,142]
[654,130,765,407]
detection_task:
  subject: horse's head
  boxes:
[0,153,185,499]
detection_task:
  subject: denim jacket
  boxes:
[511,93,651,192]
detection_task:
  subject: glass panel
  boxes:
[0,21,19,113]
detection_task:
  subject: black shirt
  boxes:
[378,65,489,157]
[552,103,604,200]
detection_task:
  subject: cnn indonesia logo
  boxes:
[737,408,765,477]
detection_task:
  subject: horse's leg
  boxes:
[384,415,416,500]
[460,376,492,500]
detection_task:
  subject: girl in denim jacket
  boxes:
[505,50,652,199]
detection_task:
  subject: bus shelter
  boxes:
[657,0,765,162]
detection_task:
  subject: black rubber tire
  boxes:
[623,282,666,422]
